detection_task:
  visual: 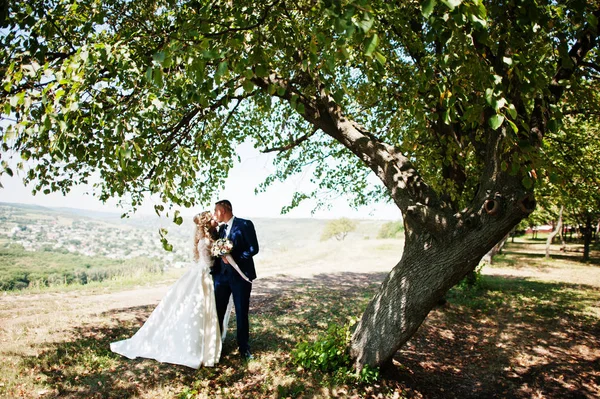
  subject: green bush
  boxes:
[291,318,379,384]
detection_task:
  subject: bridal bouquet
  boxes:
[212,238,233,257]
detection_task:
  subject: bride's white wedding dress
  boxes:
[110,237,224,368]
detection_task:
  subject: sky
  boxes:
[0,141,403,221]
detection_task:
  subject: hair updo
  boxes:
[193,211,213,261]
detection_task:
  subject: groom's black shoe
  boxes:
[241,350,254,361]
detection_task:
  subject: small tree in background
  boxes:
[378,221,404,239]
[321,218,357,241]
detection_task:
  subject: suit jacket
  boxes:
[215,217,259,281]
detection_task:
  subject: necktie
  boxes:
[221,224,228,238]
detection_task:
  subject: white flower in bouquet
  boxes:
[212,238,233,257]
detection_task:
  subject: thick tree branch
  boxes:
[549,9,600,103]
[253,72,451,235]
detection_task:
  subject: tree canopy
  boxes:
[2,0,597,218]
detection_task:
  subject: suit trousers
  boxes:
[213,263,252,353]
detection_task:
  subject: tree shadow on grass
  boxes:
[21,315,202,398]
[502,241,600,266]
[20,272,388,398]
[18,272,600,398]
[391,276,600,399]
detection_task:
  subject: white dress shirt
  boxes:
[223,216,235,237]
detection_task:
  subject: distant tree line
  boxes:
[0,244,162,291]
[320,219,405,241]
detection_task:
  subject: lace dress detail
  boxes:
[110,238,222,368]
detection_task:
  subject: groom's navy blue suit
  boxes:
[213,216,258,355]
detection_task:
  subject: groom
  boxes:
[212,199,259,360]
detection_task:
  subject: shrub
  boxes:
[291,318,379,384]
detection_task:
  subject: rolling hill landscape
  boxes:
[0,201,403,291]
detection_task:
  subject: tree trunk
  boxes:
[545,206,563,259]
[350,194,528,368]
[583,212,592,262]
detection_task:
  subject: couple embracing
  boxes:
[110,200,259,368]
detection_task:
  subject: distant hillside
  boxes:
[0,202,404,291]
[0,202,396,256]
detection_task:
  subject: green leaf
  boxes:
[255,65,268,77]
[506,103,517,119]
[374,51,387,65]
[243,79,254,93]
[153,51,166,64]
[507,119,518,133]
[441,0,462,10]
[494,97,506,111]
[161,238,173,252]
[153,68,164,87]
[364,34,379,57]
[469,13,487,28]
[521,176,533,189]
[357,12,374,33]
[201,49,220,60]
[547,119,559,132]
[488,114,504,130]
[422,0,437,17]
[443,109,451,125]
[485,88,493,106]
[587,13,598,29]
[173,210,183,225]
[215,61,228,80]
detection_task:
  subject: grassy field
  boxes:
[0,236,599,398]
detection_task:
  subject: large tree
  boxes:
[2,0,600,368]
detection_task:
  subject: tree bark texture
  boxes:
[546,206,563,259]
[350,187,531,368]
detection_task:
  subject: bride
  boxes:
[110,211,225,368]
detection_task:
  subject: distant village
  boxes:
[0,205,192,269]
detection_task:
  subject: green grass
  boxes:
[448,274,600,320]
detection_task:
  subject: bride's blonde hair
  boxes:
[193,211,214,261]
